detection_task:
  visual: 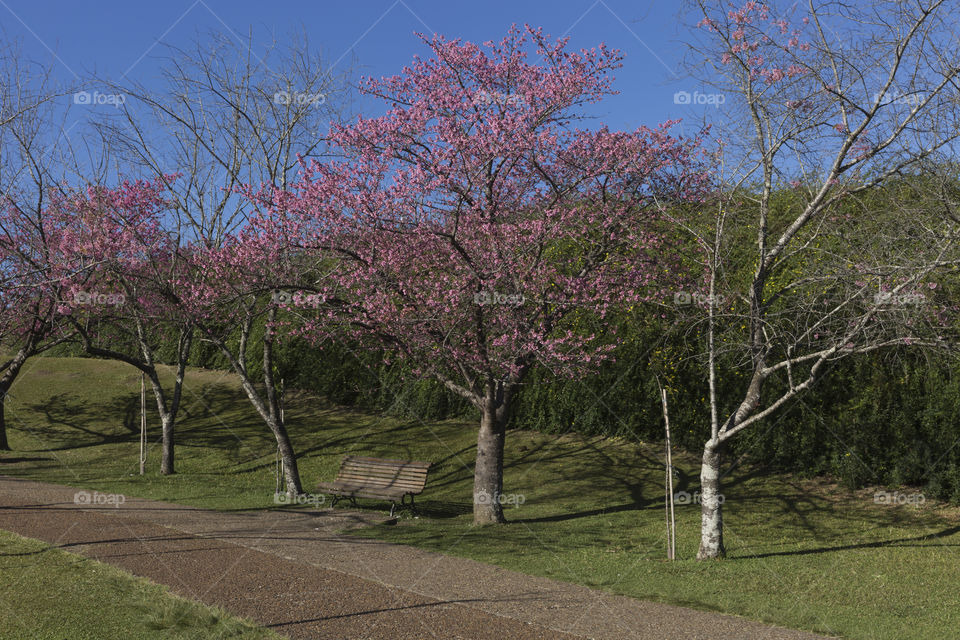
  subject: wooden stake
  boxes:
[657,376,676,560]
[139,373,146,475]
[276,378,285,495]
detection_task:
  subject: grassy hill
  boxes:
[2,355,959,639]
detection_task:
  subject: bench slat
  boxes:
[338,468,428,478]
[339,461,429,469]
[337,465,428,476]
[337,471,427,484]
[334,476,423,489]
[336,467,428,477]
[315,482,408,499]
[344,456,430,468]
[333,481,425,492]
[337,468,428,479]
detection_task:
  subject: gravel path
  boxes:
[0,476,837,639]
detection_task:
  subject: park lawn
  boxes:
[0,528,281,640]
[2,355,959,639]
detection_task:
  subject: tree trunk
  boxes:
[261,306,301,496]
[160,413,175,475]
[158,327,192,476]
[473,402,507,524]
[271,416,303,496]
[201,311,305,496]
[143,373,176,476]
[0,387,9,451]
[0,349,31,452]
[230,373,304,495]
[697,441,726,559]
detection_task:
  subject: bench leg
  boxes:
[390,502,396,518]
[331,496,358,509]
[394,494,418,516]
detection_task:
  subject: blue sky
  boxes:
[1,0,713,135]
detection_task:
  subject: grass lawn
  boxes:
[0,528,281,639]
[2,355,959,639]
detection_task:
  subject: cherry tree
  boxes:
[0,198,76,450]
[0,41,82,451]
[55,178,193,475]
[86,27,353,491]
[247,26,708,522]
[171,231,307,495]
[677,0,960,558]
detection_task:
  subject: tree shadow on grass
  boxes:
[264,597,490,629]
[498,436,667,523]
[0,456,51,464]
[469,433,812,526]
[14,382,280,467]
[513,501,651,524]
[291,419,436,464]
[173,383,275,453]
[16,392,141,451]
[731,524,960,559]
[406,500,472,518]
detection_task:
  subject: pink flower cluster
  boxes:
[701,1,812,85]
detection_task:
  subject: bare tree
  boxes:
[98,27,352,245]
[675,0,960,559]
[63,214,193,476]
[0,38,84,450]
[92,27,353,493]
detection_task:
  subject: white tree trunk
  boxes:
[697,443,725,559]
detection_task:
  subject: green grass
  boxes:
[0,528,282,639]
[3,355,960,639]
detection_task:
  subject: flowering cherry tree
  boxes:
[87,28,353,490]
[54,178,194,475]
[172,230,308,495]
[0,42,80,451]
[679,0,960,558]
[0,196,78,450]
[248,26,708,523]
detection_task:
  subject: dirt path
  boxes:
[0,476,837,639]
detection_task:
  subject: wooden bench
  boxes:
[315,456,431,517]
